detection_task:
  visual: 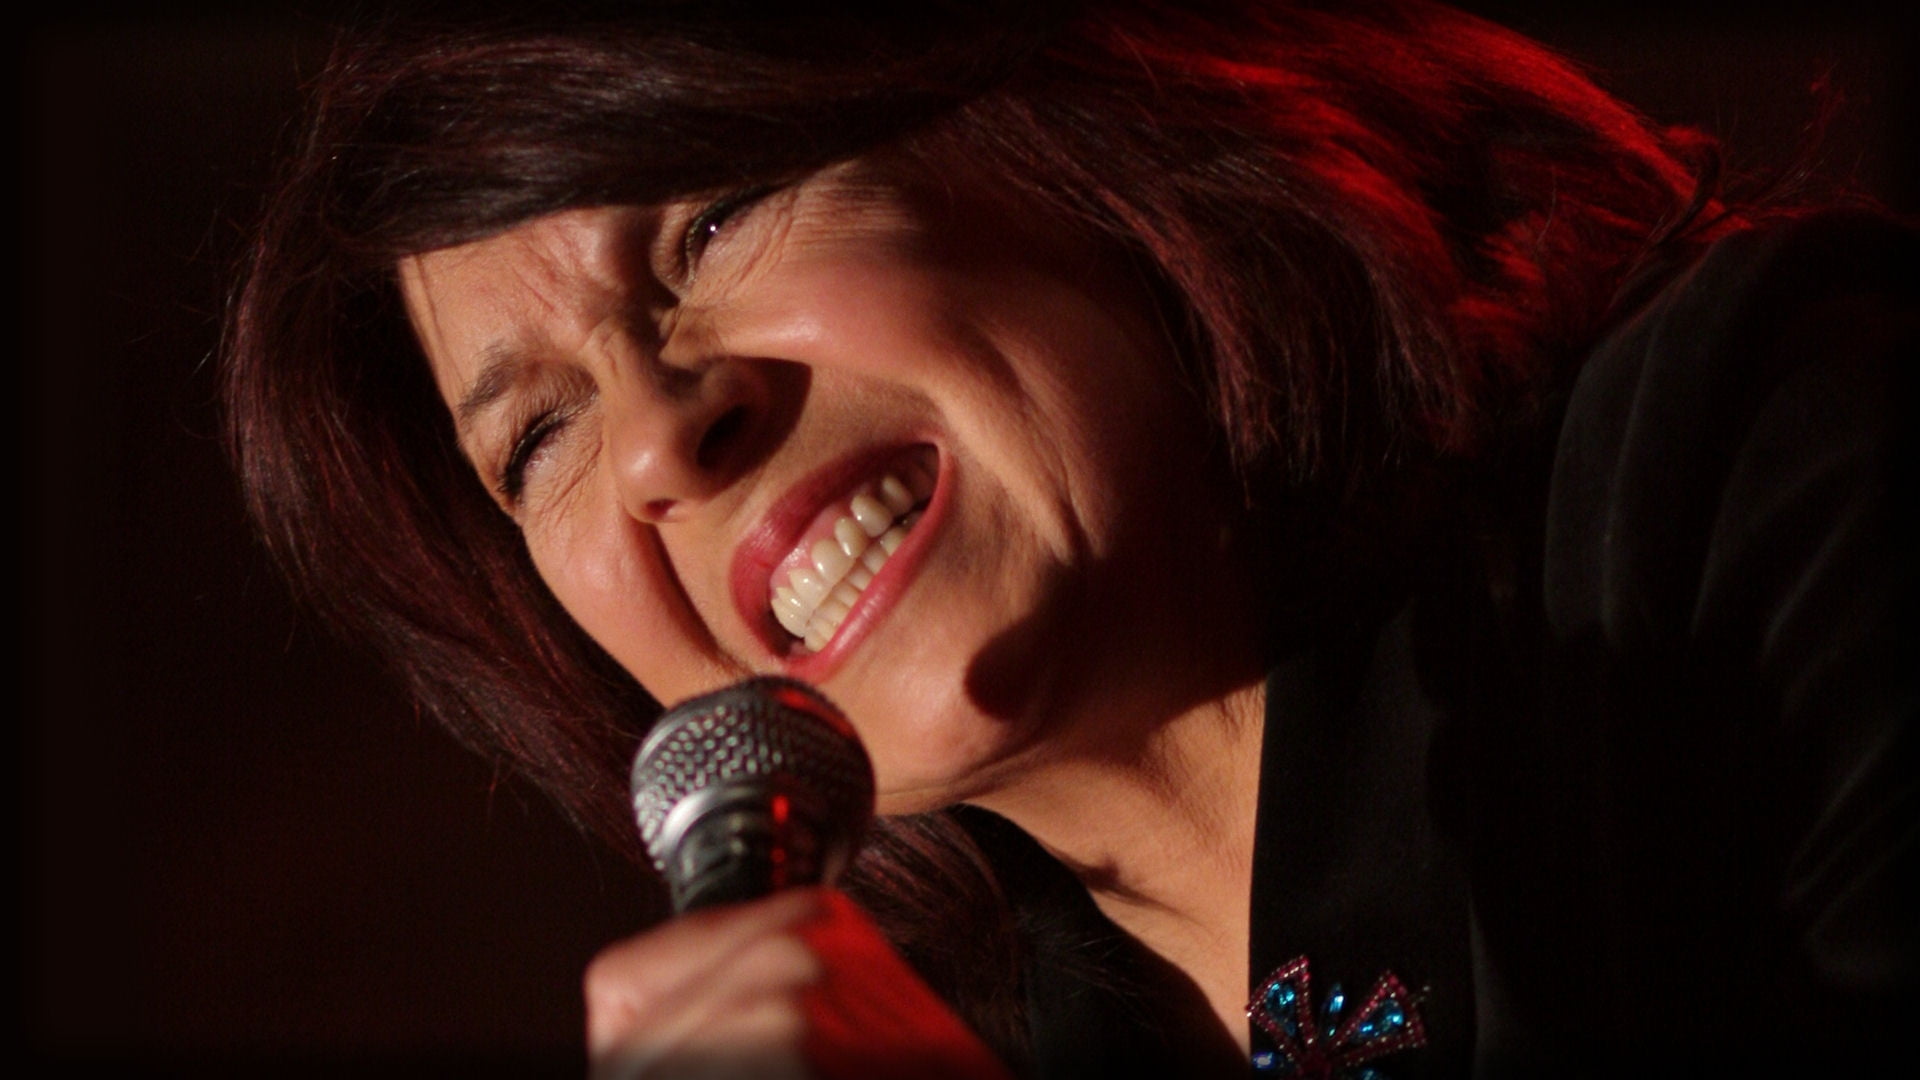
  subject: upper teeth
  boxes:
[771,472,923,653]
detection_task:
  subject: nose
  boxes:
[604,355,773,524]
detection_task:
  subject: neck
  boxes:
[972,673,1267,1062]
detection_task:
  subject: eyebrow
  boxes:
[455,342,527,427]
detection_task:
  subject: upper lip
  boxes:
[728,443,928,659]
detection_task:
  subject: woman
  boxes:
[225,0,1914,1074]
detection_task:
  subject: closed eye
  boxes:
[499,409,568,503]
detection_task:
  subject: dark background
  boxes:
[18,1,1915,1073]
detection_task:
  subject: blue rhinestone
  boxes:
[1356,1070,1384,1080]
[1321,982,1345,1037]
[1252,1050,1277,1072]
[1382,1003,1405,1029]
[1356,1016,1380,1039]
[1266,982,1297,1012]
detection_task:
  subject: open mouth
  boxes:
[765,446,936,655]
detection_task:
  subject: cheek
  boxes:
[711,248,955,373]
[523,498,744,709]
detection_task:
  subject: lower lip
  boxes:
[782,450,950,682]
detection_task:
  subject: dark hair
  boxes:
[224,0,1738,1060]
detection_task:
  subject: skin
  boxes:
[400,156,1270,1072]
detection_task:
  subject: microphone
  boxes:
[630,676,875,913]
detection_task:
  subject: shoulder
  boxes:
[1543,209,1919,651]
[1446,211,1918,1067]
[1501,209,1918,1059]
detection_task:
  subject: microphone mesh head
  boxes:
[629,676,874,872]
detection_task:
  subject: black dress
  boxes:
[988,211,1918,1077]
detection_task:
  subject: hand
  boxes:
[585,887,1014,1080]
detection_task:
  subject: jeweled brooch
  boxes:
[1247,956,1426,1077]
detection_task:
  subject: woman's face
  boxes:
[399,157,1254,813]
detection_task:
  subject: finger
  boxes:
[608,924,825,1054]
[585,889,826,1054]
[596,990,814,1080]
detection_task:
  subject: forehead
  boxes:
[396,206,658,401]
